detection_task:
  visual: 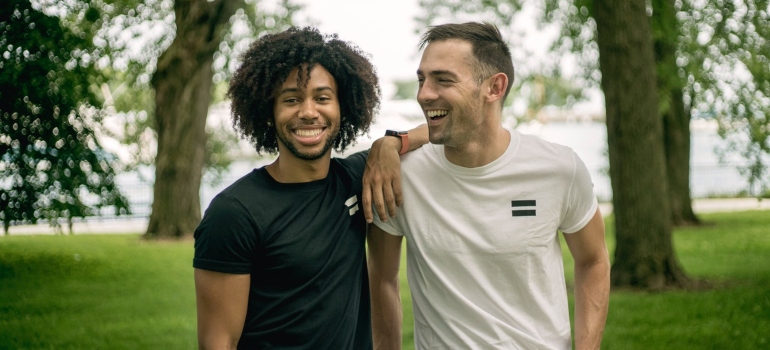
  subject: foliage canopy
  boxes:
[0,0,129,233]
[418,0,770,195]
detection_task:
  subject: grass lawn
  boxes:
[0,235,197,349]
[598,211,770,350]
[1,210,769,349]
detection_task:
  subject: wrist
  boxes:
[384,130,409,155]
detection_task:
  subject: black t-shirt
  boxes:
[193,151,372,349]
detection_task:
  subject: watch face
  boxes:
[386,130,406,137]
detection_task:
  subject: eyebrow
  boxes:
[277,86,335,95]
[416,69,459,79]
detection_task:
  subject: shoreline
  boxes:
[4,198,768,236]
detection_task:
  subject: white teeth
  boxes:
[295,129,322,137]
[427,110,448,118]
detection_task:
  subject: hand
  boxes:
[362,137,403,223]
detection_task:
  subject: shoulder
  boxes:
[333,149,369,173]
[215,169,266,202]
[401,143,441,165]
[328,150,370,191]
[195,171,265,243]
[203,169,277,220]
[512,131,584,180]
[517,131,575,158]
[518,131,579,161]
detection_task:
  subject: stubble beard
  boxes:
[275,124,340,161]
[428,122,450,145]
[428,88,483,147]
[428,98,482,147]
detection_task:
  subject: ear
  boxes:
[485,72,508,104]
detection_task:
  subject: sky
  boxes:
[296,0,604,117]
[299,0,424,100]
[296,0,431,141]
[104,0,605,158]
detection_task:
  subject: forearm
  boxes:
[367,227,404,349]
[404,123,428,152]
[370,276,403,350]
[573,259,610,350]
[376,123,428,154]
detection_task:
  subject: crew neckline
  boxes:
[434,129,520,176]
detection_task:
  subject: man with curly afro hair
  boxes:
[192,26,427,349]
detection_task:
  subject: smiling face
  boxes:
[272,65,341,161]
[417,39,486,147]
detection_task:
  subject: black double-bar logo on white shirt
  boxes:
[511,200,536,217]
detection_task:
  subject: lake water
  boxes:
[513,120,752,201]
[207,120,751,201]
[116,118,754,218]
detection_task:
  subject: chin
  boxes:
[298,152,327,161]
[428,134,445,144]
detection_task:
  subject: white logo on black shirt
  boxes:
[345,196,359,216]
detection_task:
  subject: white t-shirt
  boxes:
[374,130,598,349]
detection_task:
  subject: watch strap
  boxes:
[385,130,409,155]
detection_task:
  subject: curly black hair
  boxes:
[228,26,381,154]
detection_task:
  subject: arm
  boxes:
[563,208,610,350]
[367,224,404,350]
[363,123,429,223]
[194,269,250,350]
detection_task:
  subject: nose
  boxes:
[417,80,437,104]
[298,99,319,120]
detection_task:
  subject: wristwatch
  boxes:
[385,130,409,155]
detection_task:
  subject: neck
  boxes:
[444,123,510,168]
[266,153,331,183]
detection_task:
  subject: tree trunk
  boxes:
[653,0,700,226]
[145,0,242,239]
[593,0,691,289]
[663,89,699,226]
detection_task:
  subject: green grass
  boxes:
[1,210,769,349]
[598,211,770,350]
[0,235,197,350]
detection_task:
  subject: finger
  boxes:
[362,179,374,223]
[391,172,403,208]
[361,188,374,224]
[382,180,398,218]
[372,176,389,222]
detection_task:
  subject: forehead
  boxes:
[280,64,338,91]
[418,39,475,76]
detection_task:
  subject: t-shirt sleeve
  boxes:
[371,208,405,237]
[193,193,257,274]
[343,148,404,236]
[559,151,599,234]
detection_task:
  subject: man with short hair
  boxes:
[368,22,610,350]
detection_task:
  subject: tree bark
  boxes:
[663,89,699,226]
[146,0,243,239]
[653,0,700,226]
[593,0,690,289]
